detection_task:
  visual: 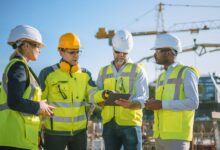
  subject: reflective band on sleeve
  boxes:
[88,87,98,103]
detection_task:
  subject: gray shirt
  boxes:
[162,62,199,111]
[96,61,149,108]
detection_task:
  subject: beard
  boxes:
[114,58,126,65]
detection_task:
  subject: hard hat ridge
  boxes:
[151,33,182,53]
[112,30,133,53]
[58,33,81,50]
[7,25,45,48]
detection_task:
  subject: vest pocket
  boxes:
[162,111,182,132]
[25,122,38,145]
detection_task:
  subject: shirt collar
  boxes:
[167,62,180,71]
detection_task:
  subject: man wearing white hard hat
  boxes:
[96,30,149,150]
[0,25,55,150]
[145,33,200,150]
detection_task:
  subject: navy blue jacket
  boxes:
[7,57,40,115]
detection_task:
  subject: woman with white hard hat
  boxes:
[0,25,55,150]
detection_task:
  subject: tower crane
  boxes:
[95,3,220,149]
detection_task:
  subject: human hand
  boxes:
[145,98,162,110]
[115,99,141,109]
[115,98,132,108]
[39,100,55,117]
[102,90,114,100]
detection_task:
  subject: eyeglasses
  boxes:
[27,42,41,48]
[63,50,82,55]
[114,50,128,55]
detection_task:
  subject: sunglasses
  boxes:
[114,50,128,55]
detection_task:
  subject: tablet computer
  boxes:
[105,93,131,106]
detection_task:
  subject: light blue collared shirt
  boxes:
[162,62,199,111]
[96,61,149,108]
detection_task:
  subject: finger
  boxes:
[45,108,54,115]
[48,105,56,109]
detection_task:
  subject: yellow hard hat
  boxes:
[58,33,80,50]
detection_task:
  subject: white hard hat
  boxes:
[151,33,182,53]
[8,25,45,48]
[112,30,133,53]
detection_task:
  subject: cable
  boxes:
[163,3,220,8]
[123,5,156,28]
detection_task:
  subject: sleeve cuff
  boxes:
[162,100,170,109]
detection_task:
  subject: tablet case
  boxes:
[105,93,131,106]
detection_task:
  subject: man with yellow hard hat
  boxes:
[38,32,105,150]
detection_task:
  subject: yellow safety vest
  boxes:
[153,64,199,141]
[41,65,103,134]
[99,63,142,126]
[0,58,41,150]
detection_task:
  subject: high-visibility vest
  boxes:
[153,64,200,141]
[41,64,103,134]
[0,58,41,150]
[99,63,142,126]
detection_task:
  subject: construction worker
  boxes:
[145,34,200,150]
[0,25,55,150]
[38,32,105,150]
[96,30,149,150]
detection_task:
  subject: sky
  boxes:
[0,0,220,82]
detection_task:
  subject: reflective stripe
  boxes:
[0,103,8,111]
[52,64,59,71]
[174,66,187,100]
[74,102,89,107]
[53,116,72,122]
[129,64,137,93]
[157,80,163,87]
[88,87,97,103]
[102,64,138,94]
[53,115,87,123]
[157,78,183,86]
[49,102,71,107]
[74,115,87,122]
[48,101,88,107]
[105,74,114,79]
[102,66,110,81]
[156,74,163,88]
